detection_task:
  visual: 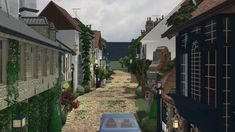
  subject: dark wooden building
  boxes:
[162,0,235,131]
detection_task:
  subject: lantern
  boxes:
[173,116,179,129]
[157,81,163,95]
[13,115,26,128]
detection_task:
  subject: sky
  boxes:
[37,0,182,42]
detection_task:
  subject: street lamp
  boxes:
[13,115,26,128]
[71,64,74,90]
[156,81,163,132]
[173,115,179,129]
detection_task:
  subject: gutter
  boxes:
[0,24,69,52]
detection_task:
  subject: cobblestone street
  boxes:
[62,70,138,132]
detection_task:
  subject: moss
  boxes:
[166,3,196,26]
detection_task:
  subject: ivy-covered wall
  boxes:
[0,39,62,131]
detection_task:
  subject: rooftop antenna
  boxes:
[72,8,80,18]
[4,0,10,18]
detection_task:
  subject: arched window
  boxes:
[191,42,201,102]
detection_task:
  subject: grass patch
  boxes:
[135,98,147,111]
[135,98,152,131]
[99,100,126,109]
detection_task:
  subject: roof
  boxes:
[161,67,176,94]
[39,1,82,32]
[56,39,76,55]
[93,30,102,49]
[106,42,130,61]
[73,18,93,37]
[20,16,56,30]
[162,0,235,38]
[0,9,69,52]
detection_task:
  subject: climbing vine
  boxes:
[7,39,20,103]
[75,19,93,85]
[0,39,20,131]
[166,2,196,26]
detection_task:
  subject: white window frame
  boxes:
[205,50,217,108]
[205,20,216,44]
[191,42,201,101]
[181,54,188,97]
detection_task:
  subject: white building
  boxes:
[40,1,83,90]
[140,3,182,60]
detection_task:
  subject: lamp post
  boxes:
[156,81,163,132]
[95,64,99,88]
[71,64,74,91]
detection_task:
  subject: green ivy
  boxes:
[166,3,196,26]
[7,39,20,103]
[0,39,20,131]
[75,19,93,85]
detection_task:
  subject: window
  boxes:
[180,33,188,49]
[181,54,188,97]
[205,20,216,44]
[222,17,232,132]
[191,26,201,34]
[0,40,2,83]
[191,42,201,102]
[205,50,217,109]
[50,50,54,75]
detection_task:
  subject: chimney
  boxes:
[19,0,38,17]
[0,0,19,19]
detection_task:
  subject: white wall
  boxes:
[140,3,182,60]
[57,30,80,52]
[57,29,81,90]
[0,0,19,19]
[142,39,175,60]
[19,0,37,16]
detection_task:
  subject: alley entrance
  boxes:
[62,70,138,132]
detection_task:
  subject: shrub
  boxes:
[141,116,157,132]
[77,85,85,95]
[83,85,91,93]
[63,82,70,90]
[135,86,142,98]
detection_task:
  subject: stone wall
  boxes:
[0,75,58,111]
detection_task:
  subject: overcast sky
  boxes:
[37,0,182,42]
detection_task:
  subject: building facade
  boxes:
[0,0,69,130]
[40,1,82,90]
[162,0,235,131]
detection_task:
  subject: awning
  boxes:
[168,94,218,132]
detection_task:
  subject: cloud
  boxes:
[37,0,182,42]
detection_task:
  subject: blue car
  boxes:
[100,114,141,132]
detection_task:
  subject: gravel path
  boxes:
[62,70,138,132]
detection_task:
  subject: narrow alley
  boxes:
[62,71,138,132]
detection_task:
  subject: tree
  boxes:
[128,37,151,97]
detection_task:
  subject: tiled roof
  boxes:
[0,9,69,52]
[20,16,49,25]
[161,67,176,94]
[162,0,234,38]
[39,1,82,32]
[191,0,229,18]
[93,30,102,49]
